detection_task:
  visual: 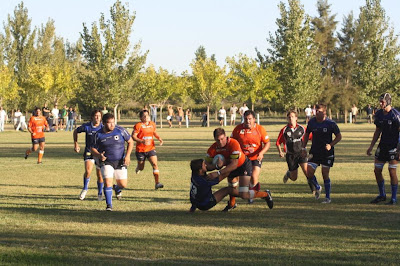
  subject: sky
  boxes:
[1,0,400,74]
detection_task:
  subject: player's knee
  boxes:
[228,181,239,188]
[374,163,384,173]
[239,186,249,199]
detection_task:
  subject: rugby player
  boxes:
[25,107,50,164]
[132,110,164,189]
[302,104,342,204]
[367,93,399,205]
[91,113,133,211]
[73,109,104,201]
[189,158,239,212]
[231,110,271,203]
[276,110,314,192]
[206,128,273,211]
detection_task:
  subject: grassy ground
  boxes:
[0,120,399,265]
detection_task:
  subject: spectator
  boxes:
[66,107,75,131]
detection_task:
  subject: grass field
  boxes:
[0,120,399,265]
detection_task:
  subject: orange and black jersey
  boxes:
[206,137,245,168]
[133,121,157,152]
[28,115,48,139]
[231,123,269,161]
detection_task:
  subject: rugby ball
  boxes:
[212,154,226,167]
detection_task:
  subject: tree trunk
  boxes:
[344,109,348,124]
[328,108,332,120]
[207,105,210,127]
[114,104,119,124]
[160,105,163,128]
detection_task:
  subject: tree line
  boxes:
[0,0,399,124]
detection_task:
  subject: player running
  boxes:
[132,110,164,189]
[276,110,314,192]
[302,104,342,204]
[73,109,104,201]
[231,110,271,203]
[205,128,273,211]
[25,107,50,164]
[91,113,134,211]
[367,93,399,205]
[189,158,239,212]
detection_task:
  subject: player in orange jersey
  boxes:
[132,109,164,189]
[205,128,273,211]
[231,110,271,203]
[25,107,50,164]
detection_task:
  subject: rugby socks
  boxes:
[83,176,90,191]
[229,195,236,207]
[104,187,113,207]
[253,190,269,198]
[324,178,331,199]
[378,180,386,197]
[307,180,314,193]
[114,184,122,194]
[38,150,44,163]
[391,184,398,202]
[310,175,321,190]
[97,181,104,195]
[249,182,260,191]
[153,169,160,184]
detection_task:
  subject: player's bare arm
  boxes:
[73,129,80,153]
[91,147,106,161]
[367,127,382,155]
[302,132,310,157]
[326,133,342,151]
[124,137,134,166]
[154,131,163,146]
[132,132,145,144]
[257,141,271,161]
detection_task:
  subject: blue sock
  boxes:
[114,184,122,193]
[324,178,331,199]
[378,180,386,197]
[309,175,321,190]
[83,176,90,190]
[105,187,113,206]
[97,181,104,195]
[391,184,398,201]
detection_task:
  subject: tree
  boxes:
[267,0,321,110]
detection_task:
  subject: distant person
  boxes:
[101,106,108,115]
[305,105,312,124]
[218,106,226,126]
[42,103,51,125]
[66,107,75,131]
[167,105,174,128]
[51,104,59,131]
[25,107,50,164]
[0,106,7,132]
[351,104,358,123]
[201,112,208,127]
[177,107,184,128]
[239,103,249,123]
[150,104,158,123]
[230,104,238,126]
[186,108,191,126]
[312,105,316,116]
[366,104,374,124]
[60,105,68,130]
[14,109,22,129]
[16,112,28,131]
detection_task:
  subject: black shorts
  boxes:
[286,153,307,171]
[375,143,399,162]
[177,116,183,122]
[100,159,126,169]
[195,195,218,211]
[32,137,45,144]
[251,159,262,168]
[228,157,252,178]
[136,150,157,161]
[218,117,224,121]
[83,151,95,161]
[308,153,334,168]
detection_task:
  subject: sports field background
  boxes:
[0,119,399,265]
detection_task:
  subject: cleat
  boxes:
[135,167,141,174]
[385,199,397,205]
[370,195,386,204]
[283,171,289,183]
[113,185,122,200]
[263,190,274,209]
[314,186,322,199]
[222,201,237,212]
[24,153,29,159]
[106,205,112,211]
[97,194,103,201]
[189,205,196,212]
[79,189,88,200]
[248,199,254,204]
[155,183,164,190]
[37,161,42,164]
[321,198,331,204]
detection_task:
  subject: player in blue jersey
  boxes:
[189,158,239,212]
[302,104,342,204]
[73,109,104,201]
[91,113,134,211]
[367,93,399,205]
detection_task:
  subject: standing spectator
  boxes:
[150,104,158,123]
[101,106,108,115]
[0,106,7,132]
[239,103,249,123]
[201,112,208,127]
[14,109,22,129]
[42,103,51,126]
[230,104,238,126]
[351,104,358,123]
[66,107,75,132]
[167,105,174,128]
[186,108,191,126]
[177,107,184,128]
[16,112,28,131]
[25,107,50,164]
[218,106,226,126]
[305,105,312,124]
[312,105,317,116]
[367,93,399,205]
[60,105,68,130]
[366,104,374,124]
[51,105,59,131]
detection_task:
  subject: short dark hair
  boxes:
[102,113,114,124]
[286,109,298,117]
[91,109,102,119]
[190,159,204,173]
[316,104,327,111]
[244,110,255,119]
[213,128,226,138]
[139,109,149,118]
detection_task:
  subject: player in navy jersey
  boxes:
[302,104,342,203]
[367,93,399,205]
[74,109,104,201]
[91,113,134,211]
[189,158,239,212]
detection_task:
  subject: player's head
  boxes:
[286,109,298,125]
[91,109,102,124]
[244,110,256,128]
[213,128,227,147]
[379,93,392,108]
[34,107,41,116]
[315,104,326,120]
[139,109,150,123]
[102,113,115,132]
[190,159,206,174]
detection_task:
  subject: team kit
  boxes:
[25,93,399,211]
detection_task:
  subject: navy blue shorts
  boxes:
[136,150,157,161]
[32,137,45,144]
[375,143,399,162]
[251,159,262,168]
[195,195,217,211]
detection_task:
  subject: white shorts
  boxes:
[101,165,128,180]
[231,114,236,121]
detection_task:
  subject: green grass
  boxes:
[0,121,399,265]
